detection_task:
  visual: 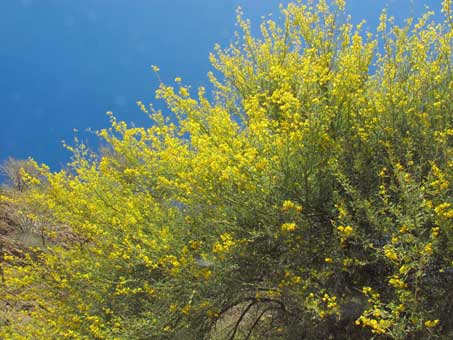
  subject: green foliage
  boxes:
[1,1,452,339]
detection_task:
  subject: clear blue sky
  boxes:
[0,0,442,173]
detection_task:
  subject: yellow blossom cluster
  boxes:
[1,0,452,338]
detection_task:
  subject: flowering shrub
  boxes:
[1,1,452,339]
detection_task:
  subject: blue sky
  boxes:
[0,0,443,173]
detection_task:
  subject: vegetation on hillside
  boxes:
[1,1,452,339]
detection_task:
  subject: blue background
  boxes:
[0,0,442,173]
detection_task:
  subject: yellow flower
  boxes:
[383,246,399,261]
[282,200,295,211]
[424,319,440,328]
[399,225,409,233]
[435,202,451,217]
[281,222,297,232]
[337,225,353,236]
[431,227,440,238]
[423,243,433,255]
[213,233,235,254]
[388,276,407,289]
[179,87,189,97]
[181,305,191,315]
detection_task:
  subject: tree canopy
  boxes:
[1,1,452,339]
